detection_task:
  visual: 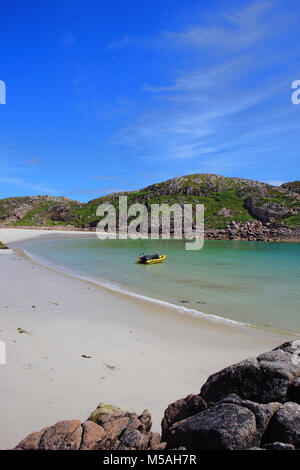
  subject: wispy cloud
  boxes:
[163,1,276,50]
[111,0,299,176]
[113,69,284,161]
[0,176,58,195]
[142,62,237,93]
[0,151,58,195]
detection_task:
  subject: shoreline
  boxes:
[0,229,294,449]
[4,228,299,337]
[1,225,300,243]
[22,247,253,331]
[21,246,298,337]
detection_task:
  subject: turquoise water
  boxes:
[20,237,300,334]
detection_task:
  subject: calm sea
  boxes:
[20,236,300,334]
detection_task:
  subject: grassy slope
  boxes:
[1,175,299,229]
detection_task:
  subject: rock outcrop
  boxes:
[14,405,165,451]
[262,402,300,447]
[0,195,81,226]
[13,341,300,450]
[162,341,300,450]
[205,220,300,242]
[161,394,207,442]
[281,181,300,195]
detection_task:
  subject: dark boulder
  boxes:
[200,343,300,406]
[288,377,300,404]
[163,341,300,450]
[165,403,257,450]
[161,394,207,441]
[219,394,280,445]
[200,357,261,405]
[263,402,300,448]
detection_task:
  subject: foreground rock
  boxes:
[163,341,300,450]
[14,406,165,451]
[161,394,207,441]
[14,420,102,450]
[200,343,300,405]
[14,341,300,450]
[263,402,300,447]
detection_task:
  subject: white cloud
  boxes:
[163,1,276,50]
[111,0,298,178]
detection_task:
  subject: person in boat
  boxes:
[140,253,151,263]
[148,251,158,260]
[139,251,160,263]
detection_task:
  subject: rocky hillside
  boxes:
[281,181,300,194]
[1,174,300,240]
[13,340,300,450]
[0,195,81,226]
[91,174,300,229]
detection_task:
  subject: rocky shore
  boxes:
[14,341,300,450]
[206,220,300,242]
[1,221,300,242]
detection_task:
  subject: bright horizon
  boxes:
[1,0,300,202]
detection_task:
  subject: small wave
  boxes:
[23,248,251,328]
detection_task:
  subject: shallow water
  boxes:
[21,237,300,334]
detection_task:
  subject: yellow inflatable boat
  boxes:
[137,254,166,265]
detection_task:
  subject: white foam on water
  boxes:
[23,248,251,328]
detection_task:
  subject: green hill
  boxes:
[0,174,299,230]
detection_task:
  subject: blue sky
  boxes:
[1,0,300,202]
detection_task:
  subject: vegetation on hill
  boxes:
[0,174,299,230]
[281,181,300,194]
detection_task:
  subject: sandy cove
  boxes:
[0,228,292,449]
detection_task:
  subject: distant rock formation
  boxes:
[13,341,300,450]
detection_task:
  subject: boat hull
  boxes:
[137,255,166,265]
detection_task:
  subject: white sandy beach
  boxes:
[0,228,292,449]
